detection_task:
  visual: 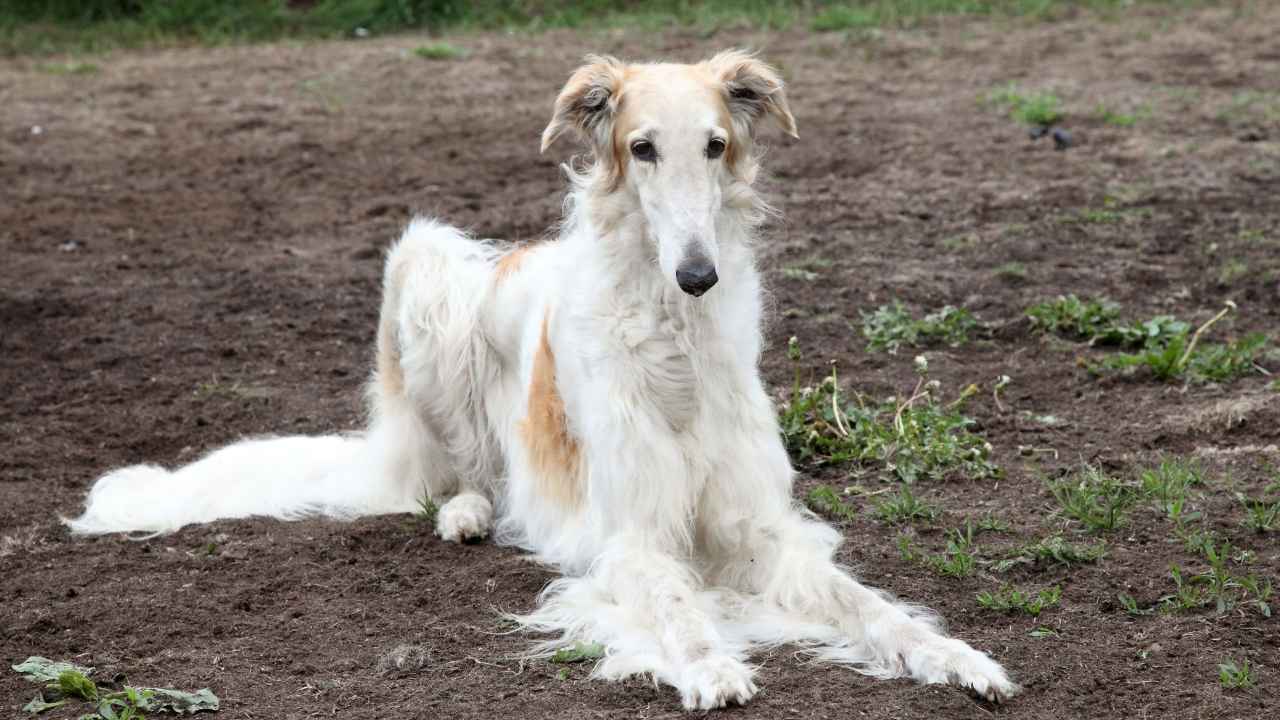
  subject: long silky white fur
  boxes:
[66,56,1017,710]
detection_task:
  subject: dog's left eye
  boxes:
[706,137,726,159]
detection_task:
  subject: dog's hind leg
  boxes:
[373,218,501,542]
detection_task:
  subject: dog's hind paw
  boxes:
[677,655,758,710]
[435,493,492,543]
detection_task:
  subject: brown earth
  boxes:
[3,3,1280,719]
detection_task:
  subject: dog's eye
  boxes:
[706,137,727,160]
[630,140,657,162]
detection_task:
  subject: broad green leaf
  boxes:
[138,687,220,714]
[12,657,94,683]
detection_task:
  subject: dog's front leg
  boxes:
[570,536,758,710]
[699,384,1019,703]
[517,384,758,709]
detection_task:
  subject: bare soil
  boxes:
[3,4,1279,718]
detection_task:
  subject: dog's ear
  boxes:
[705,50,798,139]
[541,55,627,153]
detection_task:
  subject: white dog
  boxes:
[68,50,1018,709]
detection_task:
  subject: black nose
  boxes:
[676,260,719,297]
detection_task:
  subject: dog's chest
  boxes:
[609,304,702,430]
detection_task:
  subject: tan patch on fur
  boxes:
[494,245,533,283]
[375,256,410,398]
[518,313,583,511]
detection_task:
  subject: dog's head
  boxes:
[542,50,797,297]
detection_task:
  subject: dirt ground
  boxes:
[3,3,1280,718]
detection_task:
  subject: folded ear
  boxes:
[705,50,798,139]
[541,55,627,153]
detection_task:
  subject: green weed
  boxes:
[1049,466,1138,532]
[995,261,1028,280]
[1217,258,1249,286]
[778,360,998,483]
[12,657,217,718]
[987,83,1064,126]
[36,60,99,74]
[1117,592,1154,616]
[413,42,464,60]
[1027,295,1123,340]
[874,485,938,525]
[807,485,859,523]
[811,4,877,30]
[1139,457,1204,522]
[1104,330,1268,383]
[861,301,977,354]
[898,527,977,579]
[993,534,1106,572]
[977,584,1062,616]
[415,487,438,525]
[1218,658,1256,690]
[1095,102,1152,127]
[1238,493,1279,533]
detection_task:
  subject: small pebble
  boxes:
[31,125,43,136]
[1052,128,1073,151]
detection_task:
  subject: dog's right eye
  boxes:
[630,140,657,162]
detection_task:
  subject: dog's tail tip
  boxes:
[63,464,177,535]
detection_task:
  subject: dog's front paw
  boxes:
[945,644,1020,704]
[678,655,758,710]
[435,493,492,543]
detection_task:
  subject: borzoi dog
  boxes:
[68,50,1018,709]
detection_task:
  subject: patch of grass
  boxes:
[413,42,464,60]
[1049,466,1138,532]
[977,584,1062,616]
[1159,538,1274,617]
[861,302,977,354]
[994,261,1028,280]
[415,487,438,525]
[1218,658,1256,690]
[1095,102,1149,127]
[1217,258,1249,286]
[779,355,999,483]
[1237,493,1279,533]
[36,60,100,74]
[1,1,1229,56]
[1139,456,1204,522]
[811,4,877,30]
[987,83,1064,126]
[974,513,1012,533]
[1036,298,1272,384]
[1103,330,1268,384]
[874,485,938,525]
[1117,592,1153,617]
[993,534,1106,572]
[1026,294,1124,341]
[898,526,978,579]
[806,484,859,523]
